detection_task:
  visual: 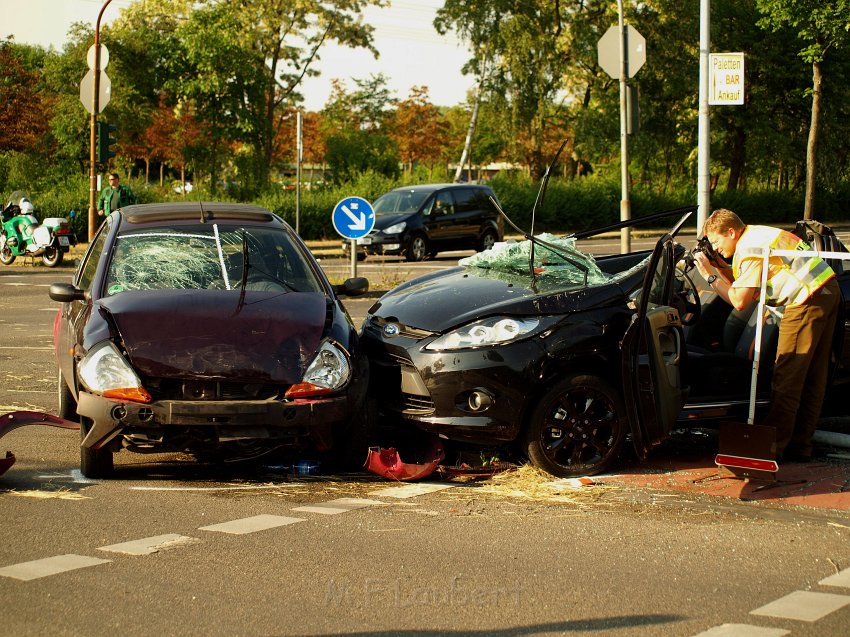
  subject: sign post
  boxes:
[332,196,375,278]
[598,13,646,254]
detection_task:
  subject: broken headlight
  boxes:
[426,316,554,351]
[285,340,351,398]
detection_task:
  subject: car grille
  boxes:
[369,348,435,415]
[146,378,282,401]
[367,316,436,340]
[402,393,435,413]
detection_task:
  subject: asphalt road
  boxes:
[1,252,850,637]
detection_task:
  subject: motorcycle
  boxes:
[0,191,77,267]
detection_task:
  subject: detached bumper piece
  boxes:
[365,437,445,481]
[0,411,80,477]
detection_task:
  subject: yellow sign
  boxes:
[710,52,745,105]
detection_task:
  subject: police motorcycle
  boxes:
[0,191,77,267]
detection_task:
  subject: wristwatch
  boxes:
[707,274,718,285]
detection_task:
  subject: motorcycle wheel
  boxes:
[0,245,15,265]
[42,246,63,267]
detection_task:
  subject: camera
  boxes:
[682,236,721,271]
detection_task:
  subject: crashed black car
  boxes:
[50,202,369,477]
[361,208,850,477]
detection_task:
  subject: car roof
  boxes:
[388,183,492,194]
[117,202,277,226]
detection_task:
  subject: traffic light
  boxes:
[97,121,117,164]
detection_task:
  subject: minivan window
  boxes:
[453,188,479,213]
[373,190,431,215]
[427,190,455,216]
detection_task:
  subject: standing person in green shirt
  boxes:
[97,173,136,216]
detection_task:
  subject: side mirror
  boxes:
[334,277,369,297]
[49,282,86,302]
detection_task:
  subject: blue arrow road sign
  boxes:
[332,196,375,240]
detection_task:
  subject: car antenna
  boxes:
[527,139,568,280]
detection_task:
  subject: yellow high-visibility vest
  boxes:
[733,225,834,307]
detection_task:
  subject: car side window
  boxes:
[453,188,478,213]
[431,191,455,216]
[77,222,109,290]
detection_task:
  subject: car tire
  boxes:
[477,228,499,252]
[405,235,428,262]
[58,370,79,423]
[80,418,114,478]
[42,246,64,267]
[0,245,15,265]
[524,374,626,477]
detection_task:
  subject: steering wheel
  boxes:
[673,267,701,326]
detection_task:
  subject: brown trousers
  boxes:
[765,277,841,455]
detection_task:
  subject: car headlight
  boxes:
[383,221,406,235]
[78,341,152,403]
[426,317,545,351]
[285,341,351,398]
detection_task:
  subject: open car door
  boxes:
[621,212,691,459]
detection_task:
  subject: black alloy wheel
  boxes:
[525,374,626,477]
[405,234,429,262]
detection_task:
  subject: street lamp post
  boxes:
[88,0,114,242]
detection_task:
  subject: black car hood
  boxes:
[374,212,416,231]
[369,267,625,332]
[96,290,328,383]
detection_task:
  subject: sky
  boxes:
[1,0,475,111]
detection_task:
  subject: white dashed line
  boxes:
[690,625,789,637]
[199,515,304,535]
[292,497,383,515]
[0,554,111,581]
[750,590,850,622]
[820,566,850,589]
[98,534,199,555]
[368,482,455,499]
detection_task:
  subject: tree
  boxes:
[0,40,53,154]
[757,0,850,218]
[390,86,449,176]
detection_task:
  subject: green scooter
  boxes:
[0,191,77,267]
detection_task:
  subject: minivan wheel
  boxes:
[80,418,114,478]
[405,235,428,262]
[525,374,626,477]
[477,228,499,252]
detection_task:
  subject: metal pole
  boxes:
[617,0,631,254]
[88,0,114,242]
[350,239,357,279]
[296,111,302,236]
[697,0,711,235]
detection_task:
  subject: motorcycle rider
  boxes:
[97,173,136,216]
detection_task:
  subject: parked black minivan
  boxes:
[342,184,504,262]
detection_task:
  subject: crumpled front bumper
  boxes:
[76,391,351,452]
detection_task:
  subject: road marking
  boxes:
[129,484,301,492]
[37,470,97,484]
[98,534,199,555]
[820,566,850,589]
[199,515,304,535]
[750,590,850,622]
[690,625,789,637]
[292,497,383,515]
[368,482,455,499]
[0,554,110,581]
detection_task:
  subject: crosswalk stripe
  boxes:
[750,590,850,622]
[689,624,789,637]
[820,566,850,589]
[292,497,383,515]
[0,554,111,581]
[199,515,304,534]
[368,482,455,499]
[98,534,198,555]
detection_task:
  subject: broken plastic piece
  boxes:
[0,411,80,477]
[0,451,15,477]
[365,438,445,481]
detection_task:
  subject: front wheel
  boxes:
[42,246,64,267]
[58,370,79,423]
[524,374,626,477]
[0,244,15,265]
[80,418,114,478]
[476,228,499,252]
[405,235,429,262]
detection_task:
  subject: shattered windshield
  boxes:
[104,224,323,296]
[459,234,610,286]
[373,190,432,215]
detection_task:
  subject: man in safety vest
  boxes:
[694,208,840,462]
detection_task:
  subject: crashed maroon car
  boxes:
[49,202,369,478]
